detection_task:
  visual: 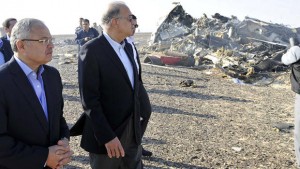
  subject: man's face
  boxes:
[20,24,54,66]
[82,21,90,31]
[116,7,135,38]
[5,20,17,36]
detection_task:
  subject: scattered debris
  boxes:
[232,147,242,152]
[273,122,294,133]
[142,4,300,84]
[179,79,194,87]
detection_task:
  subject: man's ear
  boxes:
[111,18,118,28]
[15,40,25,52]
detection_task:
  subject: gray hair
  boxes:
[10,18,45,52]
[101,1,127,26]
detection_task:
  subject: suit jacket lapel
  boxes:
[99,36,134,88]
[132,43,142,81]
[42,69,55,132]
[9,58,49,133]
[124,41,139,91]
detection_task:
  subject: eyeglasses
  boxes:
[22,38,55,45]
[116,14,137,23]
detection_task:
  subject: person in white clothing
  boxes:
[282,45,300,167]
[126,15,153,157]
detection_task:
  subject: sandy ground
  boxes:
[49,33,297,169]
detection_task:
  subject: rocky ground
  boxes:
[50,33,297,169]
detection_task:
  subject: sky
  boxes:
[2,0,300,35]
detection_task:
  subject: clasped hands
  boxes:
[46,138,73,169]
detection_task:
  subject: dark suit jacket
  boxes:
[0,38,13,63]
[78,35,141,154]
[1,36,7,41]
[0,58,70,169]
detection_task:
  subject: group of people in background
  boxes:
[75,18,100,49]
[0,1,152,169]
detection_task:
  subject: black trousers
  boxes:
[89,118,142,169]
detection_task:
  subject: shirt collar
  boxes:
[103,32,125,50]
[14,55,44,76]
[6,34,10,41]
[126,36,134,43]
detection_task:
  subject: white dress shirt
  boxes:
[103,32,135,88]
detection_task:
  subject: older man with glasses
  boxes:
[71,1,144,169]
[0,18,73,169]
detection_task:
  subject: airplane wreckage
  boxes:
[141,4,300,84]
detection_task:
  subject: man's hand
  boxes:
[46,145,70,169]
[105,137,125,158]
[55,138,73,168]
[84,37,91,41]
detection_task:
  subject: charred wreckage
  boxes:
[141,4,300,84]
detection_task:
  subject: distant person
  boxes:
[126,15,153,157]
[75,17,84,33]
[75,17,84,54]
[93,22,103,35]
[72,1,143,168]
[282,45,300,167]
[0,38,13,66]
[0,18,17,64]
[75,19,99,47]
[0,18,73,169]
[2,18,17,41]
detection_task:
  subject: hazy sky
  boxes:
[2,0,300,35]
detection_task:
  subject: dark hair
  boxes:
[2,18,17,28]
[83,19,90,24]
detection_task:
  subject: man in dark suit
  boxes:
[1,18,17,41]
[126,16,153,157]
[77,1,143,169]
[0,18,16,65]
[0,38,14,65]
[0,18,72,169]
